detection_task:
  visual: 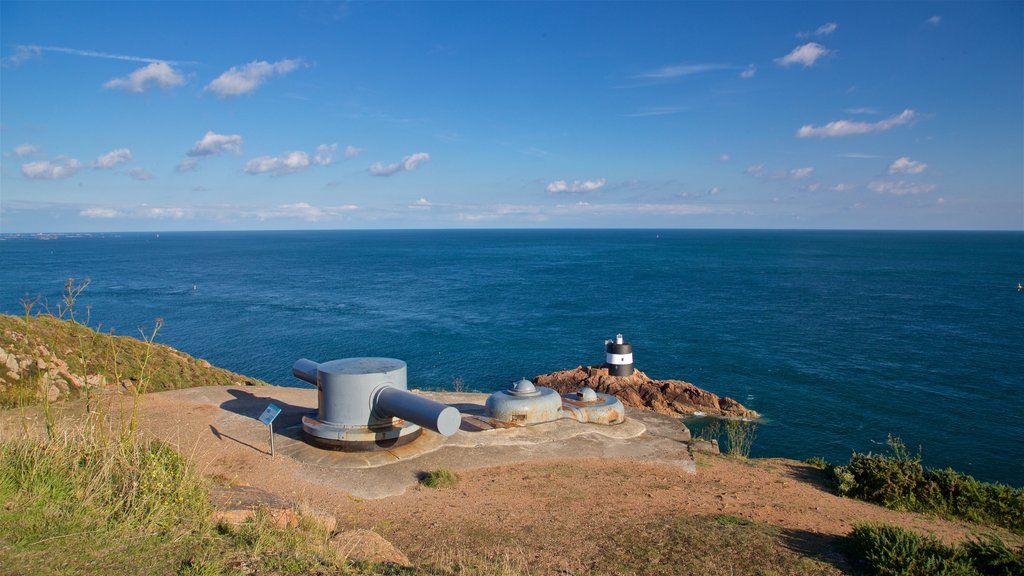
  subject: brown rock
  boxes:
[329,529,412,567]
[533,365,759,418]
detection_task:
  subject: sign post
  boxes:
[258,403,282,457]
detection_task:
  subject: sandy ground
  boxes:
[4,386,1018,575]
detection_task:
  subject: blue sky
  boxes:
[1,1,1021,232]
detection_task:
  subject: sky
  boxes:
[1,1,1022,232]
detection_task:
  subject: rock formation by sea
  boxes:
[533,365,758,419]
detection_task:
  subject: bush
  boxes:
[848,523,1024,576]
[833,436,1024,533]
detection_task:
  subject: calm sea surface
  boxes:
[1,230,1021,485]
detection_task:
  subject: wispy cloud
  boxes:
[845,107,880,115]
[3,45,42,66]
[247,202,358,222]
[103,62,185,92]
[205,59,303,97]
[128,167,154,181]
[797,109,917,138]
[888,156,928,174]
[8,44,189,65]
[546,178,607,193]
[790,167,814,179]
[741,65,756,79]
[244,144,337,176]
[837,152,880,159]
[635,63,734,79]
[22,157,82,180]
[80,207,119,218]
[926,15,942,26]
[13,144,39,158]
[623,106,684,118]
[868,181,936,195]
[797,22,838,39]
[93,148,132,169]
[775,43,831,67]
[368,152,430,176]
[343,145,365,158]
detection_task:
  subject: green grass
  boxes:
[0,312,269,408]
[0,430,420,576]
[596,514,840,575]
[418,469,459,489]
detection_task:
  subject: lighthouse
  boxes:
[605,333,634,376]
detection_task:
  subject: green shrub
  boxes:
[419,468,459,489]
[833,436,1024,533]
[804,457,830,470]
[848,523,1024,576]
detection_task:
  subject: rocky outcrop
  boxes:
[533,365,759,419]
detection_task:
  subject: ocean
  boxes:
[1,229,1021,485]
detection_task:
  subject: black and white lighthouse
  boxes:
[604,333,634,376]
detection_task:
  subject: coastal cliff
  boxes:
[0,313,266,406]
[534,365,759,419]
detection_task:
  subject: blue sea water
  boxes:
[1,229,1021,486]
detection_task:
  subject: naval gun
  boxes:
[293,357,461,451]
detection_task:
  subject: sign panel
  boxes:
[258,403,282,426]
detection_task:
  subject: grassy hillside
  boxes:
[0,313,267,408]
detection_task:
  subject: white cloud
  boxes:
[343,145,366,158]
[744,164,767,177]
[790,167,814,179]
[15,45,186,65]
[3,45,42,66]
[368,152,430,176]
[93,148,132,169]
[740,65,756,79]
[176,158,199,172]
[797,22,838,39]
[888,156,928,175]
[187,131,243,157]
[22,157,81,179]
[313,144,337,166]
[245,151,311,175]
[775,43,831,67]
[636,63,733,79]
[797,109,916,138]
[250,202,358,221]
[837,152,881,159]
[205,59,303,97]
[13,144,39,157]
[719,154,730,161]
[845,107,880,115]
[546,178,607,193]
[144,207,189,219]
[103,62,185,92]
[926,16,941,26]
[868,181,937,195]
[833,183,855,192]
[128,167,154,181]
[414,197,431,206]
[80,207,119,218]
[937,197,946,204]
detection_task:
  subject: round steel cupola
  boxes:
[485,378,562,425]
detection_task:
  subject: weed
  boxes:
[724,418,758,458]
[419,468,459,489]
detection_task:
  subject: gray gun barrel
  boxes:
[376,386,461,437]
[292,358,320,385]
[292,358,461,438]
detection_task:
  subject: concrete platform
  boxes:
[10,385,696,499]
